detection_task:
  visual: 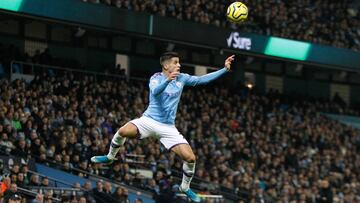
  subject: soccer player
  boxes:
[91,52,235,202]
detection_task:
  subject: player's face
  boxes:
[164,57,181,73]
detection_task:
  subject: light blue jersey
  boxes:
[143,68,228,124]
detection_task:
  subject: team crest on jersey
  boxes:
[176,82,182,87]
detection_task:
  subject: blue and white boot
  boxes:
[90,155,114,164]
[179,187,201,202]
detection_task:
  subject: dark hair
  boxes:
[160,52,179,66]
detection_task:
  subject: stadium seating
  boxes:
[82,0,360,51]
[0,58,359,202]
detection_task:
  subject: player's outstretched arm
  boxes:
[185,55,235,86]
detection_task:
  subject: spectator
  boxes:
[0,133,15,151]
[82,181,96,203]
[12,138,30,158]
[31,193,44,203]
[91,180,116,203]
[79,196,87,203]
[10,165,20,176]
[41,177,49,187]
[20,165,30,185]
[103,181,112,195]
[112,186,123,201]
[134,198,143,203]
[317,180,333,203]
[7,194,22,203]
[1,176,11,196]
[15,173,26,188]
[117,187,129,203]
[73,182,81,189]
[28,174,41,187]
[3,183,18,202]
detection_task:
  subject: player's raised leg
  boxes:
[91,122,138,164]
[171,144,201,202]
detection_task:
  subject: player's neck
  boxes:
[162,70,170,77]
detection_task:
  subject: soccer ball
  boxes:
[226,2,248,23]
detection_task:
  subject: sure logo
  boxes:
[227,32,252,50]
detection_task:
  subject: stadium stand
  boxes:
[0,53,359,202]
[81,0,360,51]
[0,0,359,202]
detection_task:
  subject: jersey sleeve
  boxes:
[184,68,228,86]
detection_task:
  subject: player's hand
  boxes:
[224,55,235,71]
[167,68,180,81]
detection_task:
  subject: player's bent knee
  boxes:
[185,154,196,163]
[119,123,138,138]
[118,127,127,137]
[118,127,132,138]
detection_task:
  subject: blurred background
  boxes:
[0,0,359,202]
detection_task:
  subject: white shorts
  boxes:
[130,116,189,150]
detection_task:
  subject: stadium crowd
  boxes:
[81,0,360,51]
[0,67,359,202]
[0,159,132,203]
